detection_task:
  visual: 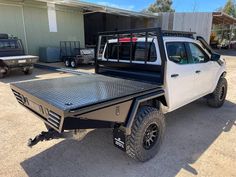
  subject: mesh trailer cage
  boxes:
[60,41,80,60]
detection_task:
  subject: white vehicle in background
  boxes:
[11,28,227,162]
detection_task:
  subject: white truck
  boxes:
[10,28,227,162]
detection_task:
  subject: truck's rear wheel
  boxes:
[65,60,70,67]
[207,77,227,108]
[126,106,165,162]
[70,60,77,68]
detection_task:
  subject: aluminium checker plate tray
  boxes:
[11,74,161,112]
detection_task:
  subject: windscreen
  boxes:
[0,40,21,50]
[104,41,157,62]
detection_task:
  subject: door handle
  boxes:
[171,74,179,78]
[195,70,201,74]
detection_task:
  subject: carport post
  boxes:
[228,23,235,49]
[221,18,225,43]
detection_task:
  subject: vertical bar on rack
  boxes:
[145,31,148,64]
[106,36,109,61]
[95,35,102,73]
[130,32,133,63]
[74,41,76,55]
[60,41,62,59]
[69,41,72,57]
[156,28,167,84]
[65,42,67,58]
[117,34,120,62]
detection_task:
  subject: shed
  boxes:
[0,0,158,55]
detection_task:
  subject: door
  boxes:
[165,42,198,111]
[187,42,218,97]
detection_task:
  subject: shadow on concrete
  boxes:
[36,62,95,71]
[216,49,236,57]
[20,99,236,177]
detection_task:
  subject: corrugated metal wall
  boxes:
[161,12,213,43]
[173,13,212,43]
[0,3,27,50]
[0,0,85,55]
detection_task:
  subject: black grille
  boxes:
[12,90,24,105]
[48,111,61,129]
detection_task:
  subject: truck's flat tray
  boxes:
[11,74,161,111]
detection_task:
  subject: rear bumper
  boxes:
[0,65,34,74]
[0,55,38,71]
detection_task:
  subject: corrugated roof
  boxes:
[36,0,157,18]
[213,12,236,25]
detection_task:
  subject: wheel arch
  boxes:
[211,71,227,93]
[124,91,165,135]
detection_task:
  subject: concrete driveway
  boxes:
[0,55,235,177]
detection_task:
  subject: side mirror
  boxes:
[211,53,221,61]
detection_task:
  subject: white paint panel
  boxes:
[47,3,57,32]
[173,13,213,43]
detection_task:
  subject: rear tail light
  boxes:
[118,37,137,43]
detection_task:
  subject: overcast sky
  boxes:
[83,0,226,12]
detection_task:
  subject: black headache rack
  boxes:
[95,27,195,84]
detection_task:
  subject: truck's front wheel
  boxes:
[126,106,165,162]
[207,77,227,108]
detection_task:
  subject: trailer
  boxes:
[60,41,94,68]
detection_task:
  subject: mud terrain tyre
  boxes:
[126,106,165,162]
[207,77,227,108]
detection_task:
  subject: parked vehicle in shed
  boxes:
[10,28,227,162]
[60,41,95,68]
[0,34,38,78]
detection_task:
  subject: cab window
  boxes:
[166,42,188,64]
[105,41,157,62]
[188,43,209,63]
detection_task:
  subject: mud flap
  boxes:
[113,128,126,152]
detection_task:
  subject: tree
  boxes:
[222,0,236,17]
[145,0,175,13]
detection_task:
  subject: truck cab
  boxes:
[99,35,226,112]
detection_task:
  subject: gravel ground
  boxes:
[0,55,235,177]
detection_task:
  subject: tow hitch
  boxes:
[27,129,62,147]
